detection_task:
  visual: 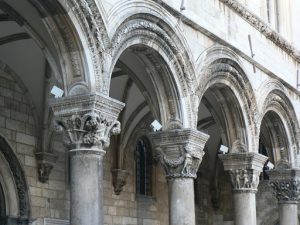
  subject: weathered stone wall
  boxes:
[195,160,234,225]
[257,181,300,225]
[103,149,169,225]
[0,67,169,225]
[0,68,69,225]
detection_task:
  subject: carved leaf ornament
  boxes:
[56,112,121,149]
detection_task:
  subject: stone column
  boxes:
[267,162,300,225]
[51,93,124,225]
[219,152,268,225]
[150,129,209,225]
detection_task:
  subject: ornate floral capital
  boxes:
[219,152,268,192]
[149,129,209,179]
[267,165,300,203]
[50,93,125,151]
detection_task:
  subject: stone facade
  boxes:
[0,0,300,225]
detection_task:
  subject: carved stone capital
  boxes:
[267,164,300,203]
[149,129,209,179]
[111,169,129,195]
[35,152,57,183]
[219,152,268,192]
[50,93,125,151]
[228,169,260,192]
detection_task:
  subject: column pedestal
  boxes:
[70,149,105,225]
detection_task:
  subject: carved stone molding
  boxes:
[66,0,110,92]
[149,129,209,179]
[220,0,300,62]
[267,164,300,203]
[0,136,29,217]
[50,93,125,151]
[35,152,58,183]
[111,169,129,195]
[109,17,195,97]
[219,152,268,192]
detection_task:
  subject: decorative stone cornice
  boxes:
[149,129,209,179]
[50,93,125,150]
[111,169,129,195]
[219,152,268,192]
[35,152,57,183]
[220,0,300,62]
[267,163,300,203]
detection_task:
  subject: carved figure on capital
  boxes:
[229,169,259,191]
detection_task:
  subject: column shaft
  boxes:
[149,129,209,225]
[219,152,267,225]
[51,93,125,225]
[168,178,195,225]
[279,202,298,225]
[233,192,257,225]
[70,149,105,225]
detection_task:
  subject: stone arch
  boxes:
[0,136,30,223]
[106,0,193,62]
[0,0,110,95]
[54,0,111,93]
[108,14,196,128]
[257,80,300,166]
[196,45,257,152]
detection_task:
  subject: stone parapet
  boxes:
[149,129,209,179]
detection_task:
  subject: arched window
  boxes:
[135,137,152,196]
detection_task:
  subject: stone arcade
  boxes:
[0,0,300,225]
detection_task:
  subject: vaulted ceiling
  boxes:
[0,0,65,123]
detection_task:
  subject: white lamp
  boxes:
[219,145,229,154]
[150,120,162,132]
[50,86,64,98]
